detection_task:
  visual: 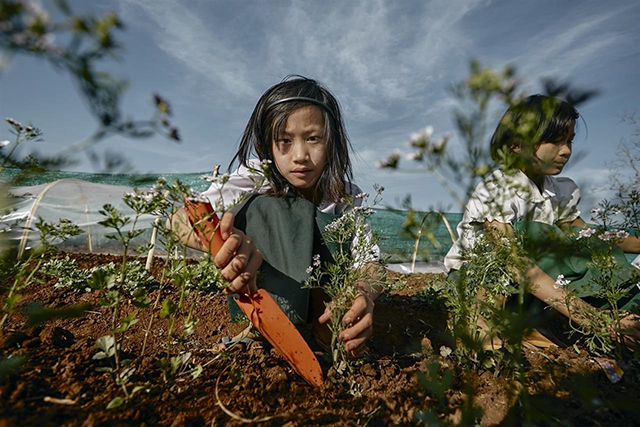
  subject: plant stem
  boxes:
[0,256,41,329]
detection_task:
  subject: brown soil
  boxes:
[1,252,640,426]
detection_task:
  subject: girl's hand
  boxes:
[215,212,261,295]
[318,290,375,357]
[615,313,640,349]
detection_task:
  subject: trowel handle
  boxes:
[183,199,226,256]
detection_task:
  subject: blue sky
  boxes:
[2,0,640,213]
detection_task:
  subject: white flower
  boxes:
[200,173,230,185]
[591,207,604,216]
[305,266,313,274]
[409,126,433,144]
[312,254,321,267]
[405,151,423,161]
[5,117,21,127]
[325,217,343,232]
[353,206,375,216]
[186,190,209,203]
[439,345,452,358]
[0,140,9,148]
[576,228,596,240]
[554,274,571,289]
[354,192,369,199]
[598,230,629,242]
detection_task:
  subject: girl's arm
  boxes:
[486,220,640,339]
[167,209,261,295]
[167,208,208,251]
[569,217,640,254]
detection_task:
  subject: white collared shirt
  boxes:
[444,169,581,272]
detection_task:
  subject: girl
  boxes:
[444,94,640,347]
[170,76,381,356]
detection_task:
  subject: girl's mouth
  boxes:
[292,168,311,176]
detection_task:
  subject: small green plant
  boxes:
[0,217,82,329]
[443,228,537,378]
[0,118,45,176]
[90,200,159,407]
[156,256,224,383]
[554,201,640,357]
[305,185,391,375]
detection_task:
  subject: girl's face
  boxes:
[531,124,575,176]
[271,105,328,201]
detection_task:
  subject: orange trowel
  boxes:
[184,199,323,387]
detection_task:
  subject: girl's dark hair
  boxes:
[490,94,579,163]
[230,75,353,203]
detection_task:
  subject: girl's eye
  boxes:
[278,138,291,145]
[307,135,323,143]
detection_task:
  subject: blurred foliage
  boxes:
[0,0,180,176]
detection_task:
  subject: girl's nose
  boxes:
[292,140,309,162]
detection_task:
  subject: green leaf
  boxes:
[89,269,113,290]
[183,318,198,336]
[94,335,116,359]
[133,296,152,308]
[107,396,124,409]
[160,299,176,318]
[24,303,91,328]
[132,288,152,308]
[0,355,26,382]
[131,385,148,397]
[170,356,180,374]
[190,364,203,379]
[113,311,139,333]
[4,293,21,310]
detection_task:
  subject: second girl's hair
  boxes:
[490,94,579,163]
[231,75,353,203]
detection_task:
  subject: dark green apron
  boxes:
[228,195,342,324]
[514,221,640,310]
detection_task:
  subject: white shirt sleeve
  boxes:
[465,172,519,225]
[200,160,270,215]
[445,171,520,272]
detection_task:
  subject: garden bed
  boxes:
[1,252,639,426]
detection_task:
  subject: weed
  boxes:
[305,186,391,375]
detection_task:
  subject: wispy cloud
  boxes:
[507,10,627,87]
[116,0,488,121]
[117,0,259,100]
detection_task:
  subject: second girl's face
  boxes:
[531,121,575,176]
[272,105,328,201]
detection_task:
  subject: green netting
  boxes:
[1,170,462,264]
